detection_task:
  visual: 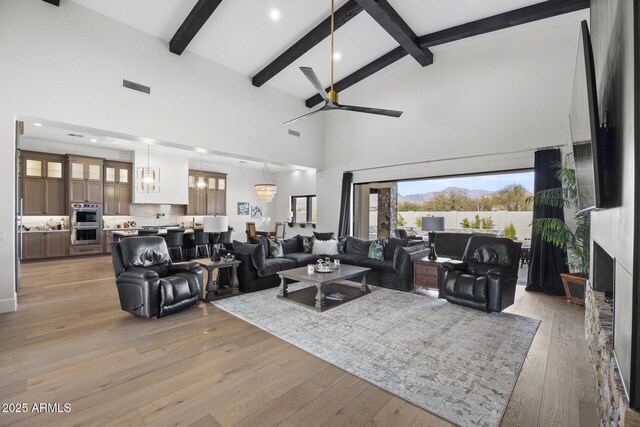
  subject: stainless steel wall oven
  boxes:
[71,203,102,245]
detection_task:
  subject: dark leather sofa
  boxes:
[221,235,428,293]
[111,236,203,318]
[439,235,521,312]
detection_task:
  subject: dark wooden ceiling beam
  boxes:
[252,0,363,87]
[170,0,224,55]
[306,0,589,107]
[418,0,590,47]
[42,0,60,6]
[355,0,432,66]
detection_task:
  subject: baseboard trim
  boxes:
[0,294,17,313]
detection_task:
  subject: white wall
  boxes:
[316,11,589,234]
[0,0,325,312]
[272,169,317,237]
[133,149,189,205]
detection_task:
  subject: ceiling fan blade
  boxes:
[300,67,331,103]
[283,104,329,125]
[335,103,403,118]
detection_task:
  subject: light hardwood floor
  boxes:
[0,256,598,426]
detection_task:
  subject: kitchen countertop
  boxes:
[112,228,195,237]
[22,229,70,233]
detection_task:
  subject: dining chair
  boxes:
[246,222,257,242]
[274,222,286,240]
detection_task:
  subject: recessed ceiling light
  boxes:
[239,160,247,164]
[33,122,43,127]
[90,138,98,142]
[333,52,342,61]
[269,9,281,21]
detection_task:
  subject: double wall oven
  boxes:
[71,203,102,245]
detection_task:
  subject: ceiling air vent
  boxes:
[122,79,151,95]
[288,129,301,137]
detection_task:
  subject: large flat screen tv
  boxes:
[569,21,606,211]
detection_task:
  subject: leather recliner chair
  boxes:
[111,236,203,318]
[439,235,522,312]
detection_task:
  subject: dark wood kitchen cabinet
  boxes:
[104,161,132,215]
[187,171,227,215]
[46,232,70,258]
[207,174,227,216]
[20,151,66,216]
[22,233,45,259]
[22,231,70,260]
[67,155,103,203]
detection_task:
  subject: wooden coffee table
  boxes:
[277,264,371,312]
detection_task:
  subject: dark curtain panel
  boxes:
[337,172,353,237]
[526,148,569,295]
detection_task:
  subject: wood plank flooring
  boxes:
[0,256,599,426]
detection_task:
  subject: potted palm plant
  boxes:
[530,153,590,304]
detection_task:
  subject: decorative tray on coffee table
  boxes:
[314,259,336,273]
[314,265,336,273]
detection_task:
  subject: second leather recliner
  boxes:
[439,235,522,313]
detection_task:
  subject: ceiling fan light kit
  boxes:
[284,0,403,125]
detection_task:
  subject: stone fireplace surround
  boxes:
[585,284,640,425]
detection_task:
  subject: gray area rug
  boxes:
[212,284,539,427]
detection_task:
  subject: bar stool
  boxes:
[192,229,210,259]
[219,230,232,244]
[164,229,184,262]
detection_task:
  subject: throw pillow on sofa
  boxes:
[368,240,385,261]
[337,237,347,254]
[312,239,339,255]
[313,231,336,240]
[280,236,301,254]
[299,235,315,253]
[345,236,371,256]
[268,239,284,258]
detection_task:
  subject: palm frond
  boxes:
[528,188,566,208]
[531,218,574,249]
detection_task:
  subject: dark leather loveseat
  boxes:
[111,236,203,318]
[221,235,428,293]
[439,235,521,312]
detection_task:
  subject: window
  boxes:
[291,195,316,223]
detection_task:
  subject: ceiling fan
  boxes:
[284,0,403,125]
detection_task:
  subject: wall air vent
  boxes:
[122,79,151,95]
[288,129,301,137]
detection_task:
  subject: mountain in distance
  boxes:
[398,186,493,203]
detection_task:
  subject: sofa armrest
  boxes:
[393,246,429,272]
[222,246,264,271]
[441,261,468,272]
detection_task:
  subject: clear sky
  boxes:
[398,171,534,195]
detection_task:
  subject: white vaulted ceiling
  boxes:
[69,0,586,100]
